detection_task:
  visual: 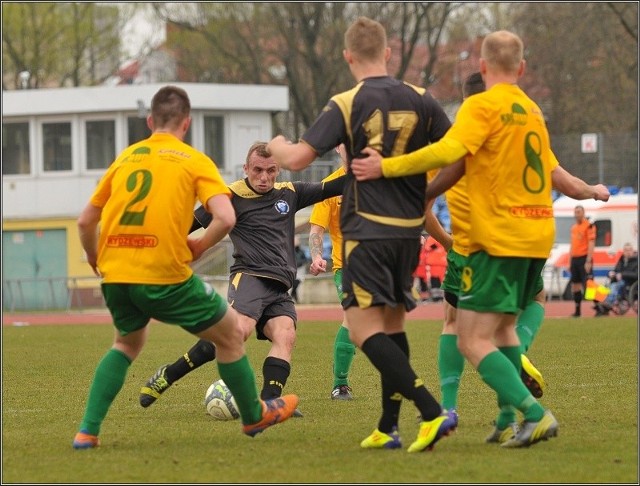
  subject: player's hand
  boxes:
[593,184,610,202]
[187,235,207,262]
[351,147,383,181]
[309,257,327,276]
[85,253,101,277]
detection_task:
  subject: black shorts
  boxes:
[570,255,588,284]
[227,272,297,340]
[341,238,420,312]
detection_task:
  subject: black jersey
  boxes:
[192,177,344,289]
[301,76,451,240]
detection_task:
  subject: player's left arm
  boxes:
[188,194,235,261]
[551,164,610,202]
[190,204,213,233]
[352,138,467,181]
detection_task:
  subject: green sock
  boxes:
[495,346,522,427]
[516,301,545,352]
[333,325,355,387]
[438,334,464,411]
[477,351,544,423]
[79,348,131,436]
[217,356,262,425]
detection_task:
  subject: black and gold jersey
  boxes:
[302,76,451,240]
[193,177,344,289]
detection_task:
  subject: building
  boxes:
[2,82,288,310]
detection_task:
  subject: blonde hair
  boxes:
[344,17,387,62]
[481,30,524,74]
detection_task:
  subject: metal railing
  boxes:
[3,276,105,312]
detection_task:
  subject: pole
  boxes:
[598,132,604,183]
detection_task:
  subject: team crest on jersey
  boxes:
[274,200,290,214]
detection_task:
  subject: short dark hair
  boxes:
[462,72,485,99]
[150,85,191,129]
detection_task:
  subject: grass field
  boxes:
[2,315,638,484]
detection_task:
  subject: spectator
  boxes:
[595,242,638,316]
[424,235,447,300]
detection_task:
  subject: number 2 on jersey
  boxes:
[119,169,152,226]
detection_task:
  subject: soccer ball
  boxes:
[205,379,240,421]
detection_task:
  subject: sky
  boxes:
[120,4,166,59]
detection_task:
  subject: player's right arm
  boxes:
[425,160,466,201]
[77,203,103,277]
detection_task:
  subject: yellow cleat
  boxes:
[360,427,402,449]
[407,410,457,453]
[521,354,546,398]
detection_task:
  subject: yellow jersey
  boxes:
[90,133,231,284]
[309,166,346,271]
[446,83,557,258]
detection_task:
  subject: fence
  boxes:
[2,272,336,312]
[2,275,230,312]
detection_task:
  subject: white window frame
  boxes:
[79,113,121,175]
[2,118,34,178]
[37,116,79,177]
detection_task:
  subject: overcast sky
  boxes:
[120,4,166,59]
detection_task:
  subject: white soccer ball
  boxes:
[205,379,240,421]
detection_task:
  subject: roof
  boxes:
[2,82,289,117]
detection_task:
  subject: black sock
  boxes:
[165,339,216,384]
[377,332,410,432]
[361,333,441,425]
[261,357,291,400]
[573,291,582,314]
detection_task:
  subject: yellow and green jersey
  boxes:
[447,83,557,258]
[383,83,557,258]
[90,132,230,284]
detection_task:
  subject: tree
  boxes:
[153,2,458,139]
[2,3,124,89]
[515,2,637,134]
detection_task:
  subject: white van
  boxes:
[543,192,638,299]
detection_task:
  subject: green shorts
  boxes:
[457,251,546,314]
[334,268,344,303]
[102,274,228,336]
[441,248,466,307]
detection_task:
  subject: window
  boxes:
[86,120,115,170]
[128,115,192,147]
[204,115,225,169]
[2,122,30,175]
[594,220,612,247]
[127,117,151,145]
[43,122,72,171]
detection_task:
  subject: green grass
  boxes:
[2,316,638,483]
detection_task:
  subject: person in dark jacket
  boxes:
[595,242,638,316]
